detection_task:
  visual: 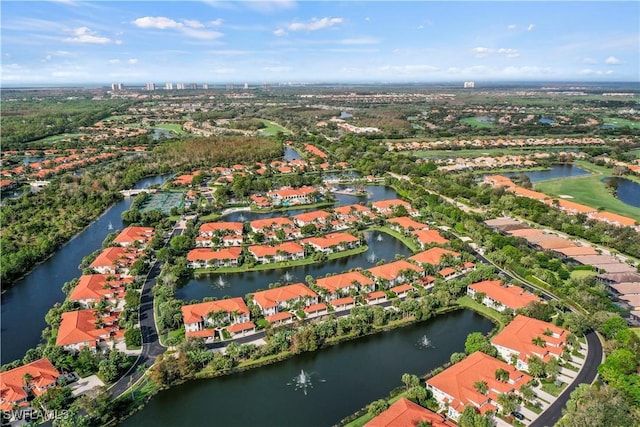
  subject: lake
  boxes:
[501,164,590,182]
[602,177,640,208]
[119,309,493,427]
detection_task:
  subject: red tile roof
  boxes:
[304,303,328,313]
[181,298,249,324]
[315,271,374,293]
[265,311,294,323]
[250,216,294,230]
[410,247,460,266]
[227,321,256,334]
[68,274,132,302]
[90,247,139,269]
[112,226,154,245]
[199,222,243,234]
[187,247,242,262]
[469,280,541,310]
[253,283,318,310]
[412,229,449,245]
[248,242,304,258]
[330,297,356,307]
[293,210,331,224]
[0,358,60,411]
[55,309,111,347]
[368,260,423,281]
[491,315,568,363]
[372,199,412,211]
[302,232,360,249]
[387,216,428,230]
[390,284,413,294]
[365,397,455,427]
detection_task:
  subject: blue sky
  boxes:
[1,1,639,84]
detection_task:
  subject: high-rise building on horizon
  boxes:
[176,83,186,90]
[165,82,173,90]
[111,83,123,91]
[202,83,209,90]
[146,83,156,91]
[463,81,475,88]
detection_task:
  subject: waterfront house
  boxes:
[365,397,455,427]
[426,351,533,420]
[303,303,328,317]
[292,210,331,227]
[181,297,250,335]
[329,296,356,311]
[491,315,569,371]
[365,291,387,304]
[412,229,449,248]
[249,217,297,238]
[302,232,360,254]
[252,283,318,317]
[186,247,242,268]
[371,199,416,216]
[199,222,244,237]
[248,242,304,264]
[267,186,316,206]
[387,216,429,233]
[55,309,121,352]
[265,311,295,326]
[112,226,154,247]
[334,204,372,221]
[390,284,413,298]
[68,274,132,307]
[409,247,460,268]
[314,271,375,300]
[0,358,60,412]
[90,247,141,276]
[367,260,424,288]
[226,321,256,337]
[467,280,541,312]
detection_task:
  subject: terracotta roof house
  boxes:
[0,358,61,412]
[304,144,328,159]
[329,296,356,310]
[267,186,316,206]
[371,199,414,216]
[292,210,331,226]
[410,248,460,267]
[112,226,154,247]
[365,397,455,427]
[181,297,250,335]
[55,309,120,351]
[226,321,256,337]
[68,274,132,307]
[467,280,541,312]
[199,222,243,236]
[426,351,533,420]
[412,229,449,248]
[334,204,372,219]
[368,260,424,287]
[186,247,242,268]
[248,242,304,264]
[314,271,374,299]
[90,247,141,275]
[252,283,318,316]
[250,217,295,233]
[491,315,569,371]
[387,216,429,232]
[265,311,295,325]
[302,232,360,254]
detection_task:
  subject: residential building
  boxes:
[426,351,533,420]
[181,297,250,335]
[112,226,154,247]
[249,217,295,234]
[467,280,541,312]
[365,397,455,427]
[387,216,429,232]
[314,271,374,300]
[371,199,415,216]
[409,247,460,268]
[302,232,360,254]
[90,247,141,275]
[186,247,242,268]
[367,260,424,288]
[248,242,304,264]
[68,274,132,307]
[491,315,569,371]
[293,210,331,227]
[0,358,60,412]
[55,309,122,351]
[334,204,372,220]
[412,229,449,248]
[267,186,316,206]
[252,283,318,316]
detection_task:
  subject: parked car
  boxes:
[511,411,525,420]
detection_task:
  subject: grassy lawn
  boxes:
[457,295,505,330]
[368,226,420,252]
[570,270,597,280]
[251,201,334,213]
[535,162,640,222]
[259,120,291,136]
[345,394,408,427]
[405,147,571,158]
[155,123,187,135]
[602,117,640,129]
[525,402,543,414]
[199,212,221,222]
[631,328,640,339]
[460,117,495,128]
[195,245,369,274]
[31,133,86,143]
[540,380,567,396]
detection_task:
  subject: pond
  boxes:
[119,309,493,427]
[501,164,590,182]
[602,177,640,208]
[176,230,412,302]
[284,147,302,161]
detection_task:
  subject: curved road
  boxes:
[531,331,602,427]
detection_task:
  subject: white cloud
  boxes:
[582,57,597,64]
[273,28,287,36]
[127,58,138,64]
[183,20,205,29]
[133,17,183,29]
[263,66,291,72]
[64,27,111,44]
[527,24,535,31]
[472,47,492,58]
[287,17,343,32]
[108,59,120,64]
[605,55,622,65]
[507,24,517,30]
[133,17,223,40]
[498,48,520,58]
[210,19,223,27]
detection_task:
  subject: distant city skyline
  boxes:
[1,1,639,84]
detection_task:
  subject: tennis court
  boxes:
[139,191,185,214]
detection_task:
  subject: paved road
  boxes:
[530,331,602,427]
[109,261,165,398]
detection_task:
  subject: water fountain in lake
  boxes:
[213,276,229,289]
[416,335,434,349]
[287,369,325,396]
[237,213,246,222]
[376,234,384,242]
[367,251,377,264]
[282,271,295,283]
[108,222,113,231]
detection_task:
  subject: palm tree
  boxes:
[532,336,546,348]
[494,368,509,382]
[473,380,488,395]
